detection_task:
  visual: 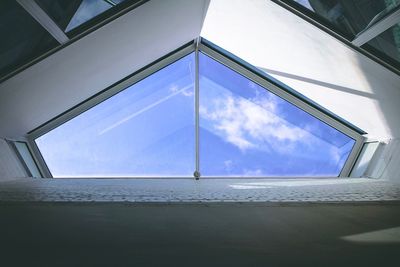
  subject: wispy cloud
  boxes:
[99,84,193,135]
[200,89,311,154]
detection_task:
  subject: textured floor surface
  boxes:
[1,202,399,266]
[1,177,400,202]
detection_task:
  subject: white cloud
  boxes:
[169,85,179,93]
[200,90,312,154]
[329,146,341,164]
[170,84,193,97]
[181,90,194,97]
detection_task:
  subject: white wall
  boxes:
[0,0,209,139]
[365,139,400,182]
[0,139,27,181]
[201,0,400,141]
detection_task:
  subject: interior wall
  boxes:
[0,139,27,181]
[366,139,400,182]
[201,0,400,141]
[0,0,209,139]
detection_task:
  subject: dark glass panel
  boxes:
[35,0,141,36]
[286,0,400,39]
[362,22,400,68]
[34,0,84,30]
[0,0,59,79]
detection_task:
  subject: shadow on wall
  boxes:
[257,67,378,100]
[355,54,400,138]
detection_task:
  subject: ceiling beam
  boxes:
[16,0,69,44]
[352,8,400,46]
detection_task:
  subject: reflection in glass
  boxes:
[199,53,355,177]
[289,0,400,38]
[65,0,112,32]
[35,0,131,33]
[35,0,84,31]
[363,23,400,66]
[36,53,195,177]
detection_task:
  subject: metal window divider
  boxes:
[194,38,201,180]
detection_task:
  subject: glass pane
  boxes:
[36,53,195,178]
[35,0,136,34]
[199,53,355,177]
[287,0,400,38]
[0,0,59,79]
[65,0,112,32]
[14,142,41,178]
[362,22,400,67]
[35,0,111,32]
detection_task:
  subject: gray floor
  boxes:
[1,202,399,266]
[1,178,400,266]
[0,177,400,202]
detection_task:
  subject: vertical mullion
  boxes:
[194,39,200,180]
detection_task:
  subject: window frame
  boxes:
[6,139,43,178]
[26,38,365,178]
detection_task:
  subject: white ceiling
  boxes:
[0,0,209,138]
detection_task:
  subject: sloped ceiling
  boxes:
[0,0,209,138]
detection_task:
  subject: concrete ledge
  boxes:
[0,178,399,203]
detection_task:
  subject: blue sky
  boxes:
[36,52,355,177]
[66,0,115,32]
[294,0,314,11]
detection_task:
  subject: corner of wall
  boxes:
[365,138,400,182]
[0,138,28,182]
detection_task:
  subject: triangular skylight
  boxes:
[31,40,363,178]
[199,52,355,177]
